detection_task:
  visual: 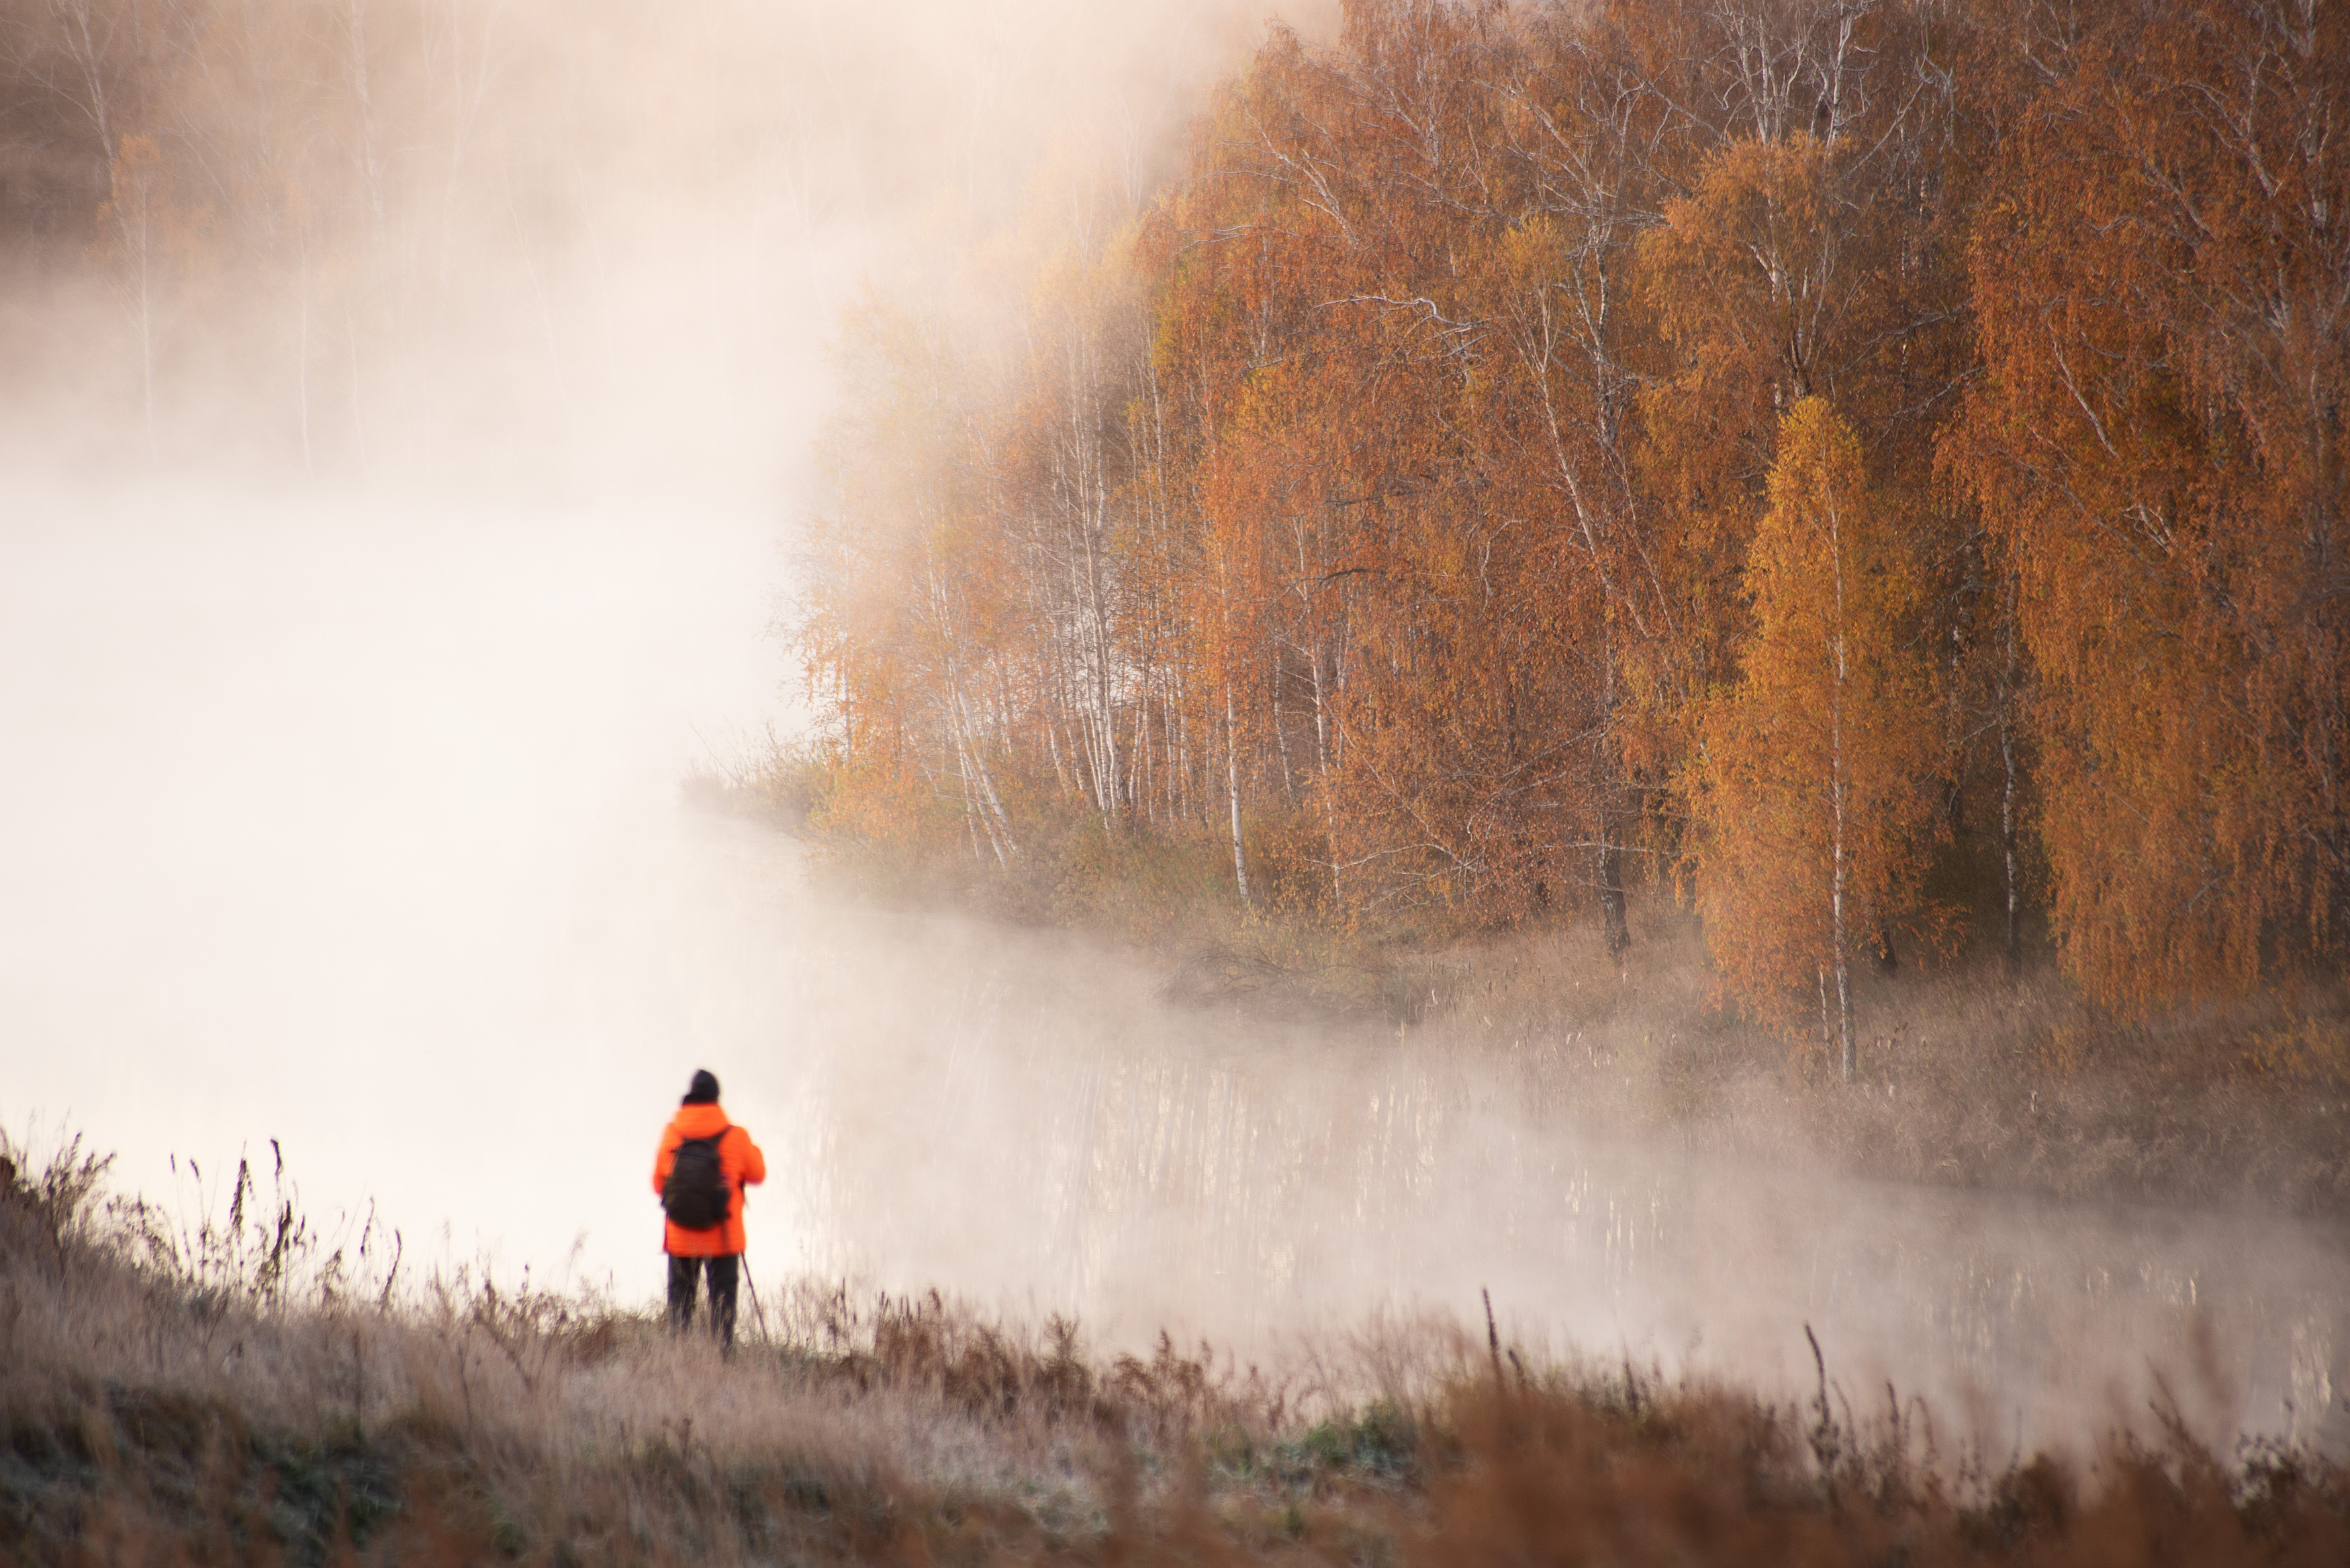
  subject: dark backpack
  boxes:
[661,1127,732,1231]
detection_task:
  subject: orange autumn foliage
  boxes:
[1949,0,2350,1008]
[1689,398,1943,1063]
[797,0,2349,1030]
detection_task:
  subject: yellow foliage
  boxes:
[1689,397,1944,1032]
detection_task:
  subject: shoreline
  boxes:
[5,1140,2345,1566]
[724,800,2350,1226]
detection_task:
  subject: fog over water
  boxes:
[4,497,2343,1460]
[1,0,2343,1471]
[0,484,788,1255]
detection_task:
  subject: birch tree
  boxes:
[1951,0,2349,1008]
[1691,397,1940,1079]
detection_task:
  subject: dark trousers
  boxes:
[667,1253,741,1350]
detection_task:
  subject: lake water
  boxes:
[3,490,2343,1462]
[690,821,2349,1457]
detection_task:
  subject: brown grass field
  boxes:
[4,1133,2345,1566]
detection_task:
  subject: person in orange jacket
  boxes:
[652,1068,767,1349]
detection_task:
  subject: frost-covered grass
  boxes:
[4,1133,2346,1564]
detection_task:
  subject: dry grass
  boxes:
[679,726,824,834]
[1376,898,2350,1218]
[4,1135,2346,1565]
[1126,890,2350,1220]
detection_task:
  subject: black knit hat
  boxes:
[684,1069,720,1106]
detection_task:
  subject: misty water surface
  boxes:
[3,489,2343,1463]
[678,819,2347,1459]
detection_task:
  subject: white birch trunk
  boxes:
[1226,685,1250,908]
[1829,499,1856,1084]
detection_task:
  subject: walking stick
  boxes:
[743,1253,771,1348]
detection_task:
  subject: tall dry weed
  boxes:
[5,1131,2345,1565]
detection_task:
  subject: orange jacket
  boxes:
[652,1104,767,1257]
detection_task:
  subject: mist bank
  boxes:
[0,480,800,1298]
[0,0,1335,495]
[0,0,1346,1314]
[761,793,2350,1220]
[790,0,2350,1059]
[15,757,2344,1467]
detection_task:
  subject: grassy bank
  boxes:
[1348,909,2350,1219]
[8,1135,2345,1565]
[694,772,2350,1220]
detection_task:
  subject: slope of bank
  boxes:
[5,1138,2347,1566]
